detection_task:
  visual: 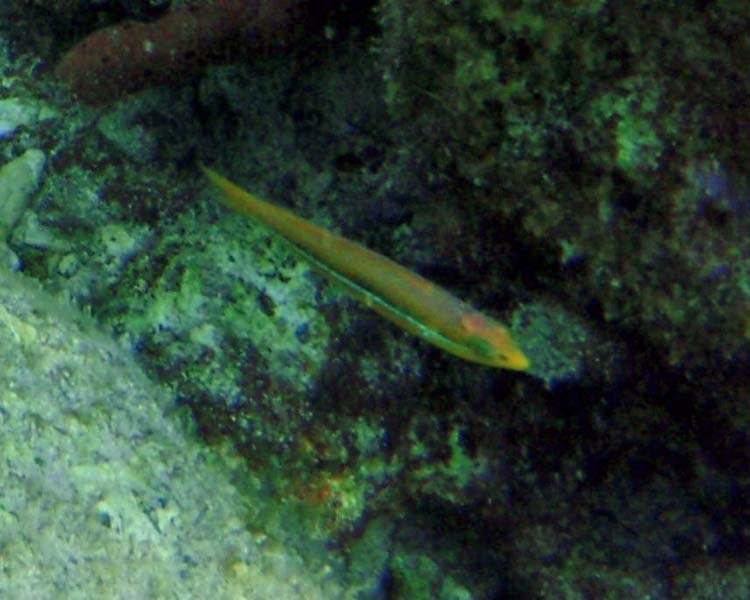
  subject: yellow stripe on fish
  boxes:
[200,164,530,371]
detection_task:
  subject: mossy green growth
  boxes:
[590,77,663,176]
[376,0,750,371]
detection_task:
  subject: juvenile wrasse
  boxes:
[200,164,530,371]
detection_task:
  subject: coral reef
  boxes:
[1,0,749,598]
[376,0,750,373]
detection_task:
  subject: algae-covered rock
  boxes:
[0,268,345,598]
[376,0,750,371]
[0,149,45,240]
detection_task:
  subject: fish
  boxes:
[200,164,530,371]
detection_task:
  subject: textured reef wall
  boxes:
[376,0,750,372]
[0,268,343,598]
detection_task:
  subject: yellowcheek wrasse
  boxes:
[200,164,530,371]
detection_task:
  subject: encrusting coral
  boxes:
[55,0,304,104]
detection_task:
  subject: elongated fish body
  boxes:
[201,164,530,371]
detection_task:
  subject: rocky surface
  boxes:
[0,1,748,598]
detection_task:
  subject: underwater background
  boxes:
[0,0,749,597]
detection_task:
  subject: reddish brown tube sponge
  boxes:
[55,0,302,104]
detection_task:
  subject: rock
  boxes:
[0,98,57,139]
[0,268,346,598]
[0,149,46,241]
